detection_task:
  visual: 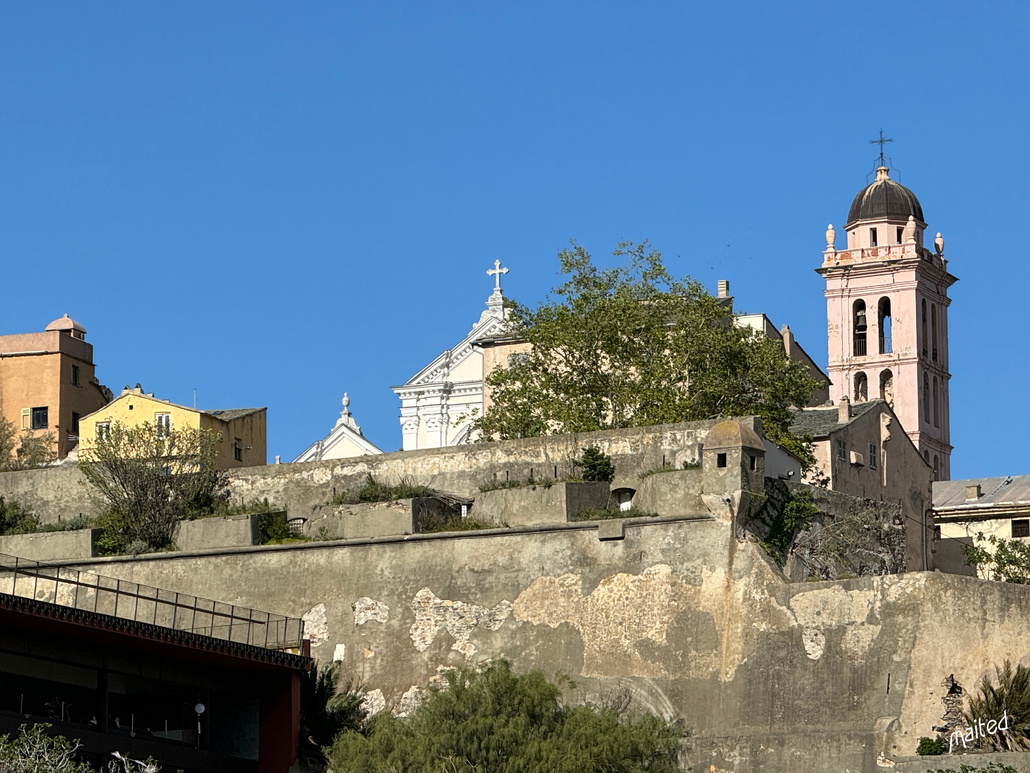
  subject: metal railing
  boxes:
[0,554,304,652]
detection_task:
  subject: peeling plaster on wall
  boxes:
[842,624,882,658]
[409,588,513,658]
[303,603,329,647]
[333,643,346,663]
[789,585,876,629]
[362,689,386,717]
[514,562,785,682]
[396,686,424,717]
[802,629,825,660]
[354,597,390,625]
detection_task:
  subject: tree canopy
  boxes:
[78,422,228,553]
[328,660,682,773]
[473,242,819,464]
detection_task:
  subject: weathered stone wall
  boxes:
[0,420,724,525]
[46,517,1030,772]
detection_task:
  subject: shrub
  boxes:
[965,660,1030,751]
[328,660,682,773]
[760,489,819,563]
[0,496,41,535]
[575,446,615,482]
[571,505,658,522]
[0,724,93,773]
[916,735,945,755]
[330,475,435,505]
[259,512,309,545]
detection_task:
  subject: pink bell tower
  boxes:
[818,165,957,480]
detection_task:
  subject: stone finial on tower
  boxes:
[826,224,835,250]
[904,215,916,245]
[935,232,944,255]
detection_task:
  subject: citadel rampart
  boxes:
[0,419,1011,772]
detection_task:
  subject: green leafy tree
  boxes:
[299,661,367,766]
[78,422,228,553]
[962,533,1030,584]
[574,446,615,482]
[0,416,57,471]
[328,660,682,773]
[474,242,819,468]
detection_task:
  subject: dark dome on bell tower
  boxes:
[845,167,923,226]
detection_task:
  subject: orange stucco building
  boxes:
[0,315,112,459]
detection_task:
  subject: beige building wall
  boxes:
[80,389,266,470]
[0,325,110,459]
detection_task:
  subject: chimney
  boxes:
[838,395,851,423]
[717,280,730,299]
[965,484,982,501]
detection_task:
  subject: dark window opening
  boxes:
[923,374,930,424]
[854,372,868,402]
[1014,520,1030,538]
[869,443,877,470]
[933,376,940,428]
[837,439,847,461]
[853,299,867,356]
[878,297,892,354]
[716,453,727,468]
[931,304,938,362]
[896,227,903,243]
[71,364,80,386]
[870,227,878,247]
[233,438,243,462]
[71,412,79,436]
[927,298,935,360]
[31,407,48,430]
[749,455,757,471]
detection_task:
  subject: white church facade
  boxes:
[391,261,511,452]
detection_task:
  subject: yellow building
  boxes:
[78,385,266,469]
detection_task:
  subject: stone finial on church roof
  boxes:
[334,392,362,434]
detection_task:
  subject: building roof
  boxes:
[789,400,880,438]
[204,407,264,422]
[846,167,924,226]
[933,475,1030,511]
[44,313,86,334]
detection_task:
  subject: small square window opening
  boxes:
[1013,520,1030,538]
[717,453,727,468]
[31,407,48,430]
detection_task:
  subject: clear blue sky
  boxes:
[0,2,1023,479]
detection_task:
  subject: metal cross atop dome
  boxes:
[869,129,893,168]
[487,259,509,292]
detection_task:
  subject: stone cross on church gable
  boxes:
[487,259,508,292]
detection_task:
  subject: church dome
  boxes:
[846,167,923,226]
[45,313,86,335]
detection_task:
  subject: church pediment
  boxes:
[396,314,508,389]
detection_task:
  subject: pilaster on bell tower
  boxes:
[818,160,958,480]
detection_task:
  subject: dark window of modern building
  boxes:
[31,407,48,430]
[71,364,80,386]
